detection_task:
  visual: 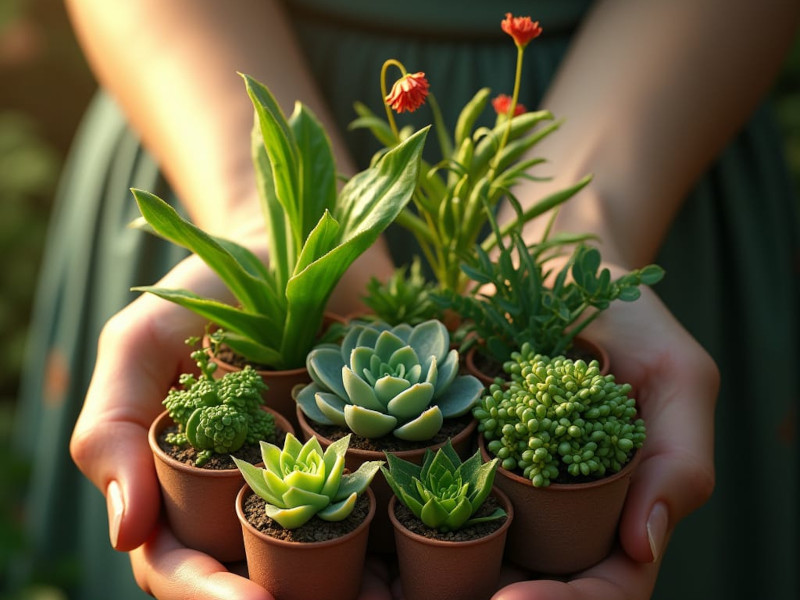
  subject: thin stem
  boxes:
[488,44,525,177]
[380,58,407,141]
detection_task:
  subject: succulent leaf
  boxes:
[296,319,481,441]
[236,432,382,529]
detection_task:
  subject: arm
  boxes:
[495,1,798,598]
[67,1,392,598]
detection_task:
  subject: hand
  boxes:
[490,284,719,599]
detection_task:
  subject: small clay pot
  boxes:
[148,407,295,562]
[465,336,611,387]
[296,407,477,554]
[236,485,375,600]
[479,434,640,575]
[388,488,513,600]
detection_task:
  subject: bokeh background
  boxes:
[0,0,798,598]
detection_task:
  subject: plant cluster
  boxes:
[474,343,646,487]
[295,319,483,441]
[162,338,275,466]
[234,433,382,529]
[382,440,506,532]
[437,226,665,362]
[132,74,428,370]
[353,19,590,295]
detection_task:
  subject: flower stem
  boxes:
[489,44,525,177]
[381,59,406,141]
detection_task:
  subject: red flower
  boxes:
[492,94,526,117]
[385,72,430,113]
[501,13,542,48]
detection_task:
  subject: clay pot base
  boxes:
[242,492,371,544]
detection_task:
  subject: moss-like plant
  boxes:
[294,319,483,442]
[382,440,506,532]
[162,338,275,466]
[474,343,645,487]
[234,433,382,529]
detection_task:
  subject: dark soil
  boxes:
[157,425,287,470]
[308,414,475,453]
[243,490,371,543]
[393,495,507,542]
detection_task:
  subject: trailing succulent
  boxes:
[295,319,483,442]
[474,343,646,487]
[234,433,382,529]
[163,338,275,466]
[382,440,506,532]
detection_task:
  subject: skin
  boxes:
[65,0,799,598]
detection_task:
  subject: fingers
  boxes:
[492,548,659,600]
[130,522,274,600]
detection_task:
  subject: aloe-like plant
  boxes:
[131,73,428,370]
[234,433,382,529]
[474,344,646,487]
[162,338,275,466]
[294,319,483,442]
[382,440,506,532]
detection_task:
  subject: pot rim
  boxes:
[478,433,642,493]
[235,484,376,549]
[387,486,514,549]
[296,406,478,461]
[148,407,294,477]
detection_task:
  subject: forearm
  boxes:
[514,0,799,268]
[64,0,356,237]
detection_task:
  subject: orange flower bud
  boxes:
[492,94,526,117]
[501,13,543,48]
[385,72,430,113]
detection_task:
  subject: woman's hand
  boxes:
[490,284,719,599]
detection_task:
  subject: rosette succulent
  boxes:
[295,319,484,441]
[234,433,382,529]
[474,343,646,487]
[382,440,506,532]
[163,338,275,466]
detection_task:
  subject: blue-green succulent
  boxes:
[163,338,275,466]
[295,319,484,442]
[234,433,382,529]
[474,343,646,487]
[382,440,506,532]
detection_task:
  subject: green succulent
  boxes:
[361,256,441,326]
[382,440,506,532]
[295,319,483,442]
[474,343,645,487]
[163,338,275,466]
[234,433,382,529]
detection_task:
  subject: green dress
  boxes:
[9,1,799,598]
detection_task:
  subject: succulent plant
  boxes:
[474,343,646,487]
[382,440,506,532]
[234,433,382,529]
[163,338,275,466]
[361,256,441,326]
[295,319,484,442]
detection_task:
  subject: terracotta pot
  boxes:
[236,485,375,600]
[389,488,513,600]
[296,407,477,554]
[465,336,611,387]
[204,312,346,430]
[479,434,639,575]
[148,407,295,562]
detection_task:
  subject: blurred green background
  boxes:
[0,0,798,598]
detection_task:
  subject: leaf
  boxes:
[289,103,337,239]
[640,264,666,285]
[454,87,491,147]
[334,460,383,501]
[131,286,281,347]
[132,188,276,315]
[214,331,285,368]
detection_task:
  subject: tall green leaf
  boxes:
[131,188,277,315]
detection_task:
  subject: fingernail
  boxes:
[106,480,124,548]
[646,502,668,562]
